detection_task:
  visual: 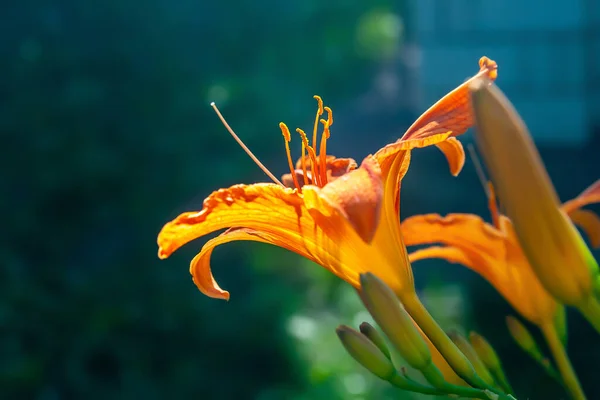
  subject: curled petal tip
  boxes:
[220,292,231,301]
[157,247,169,259]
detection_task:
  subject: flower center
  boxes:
[280,95,333,191]
[211,95,334,192]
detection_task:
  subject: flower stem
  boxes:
[541,323,586,400]
[389,371,507,400]
[387,373,444,396]
[401,292,497,392]
[577,296,600,335]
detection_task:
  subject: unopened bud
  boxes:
[336,325,396,380]
[449,331,495,387]
[359,273,432,370]
[506,316,543,360]
[469,332,513,394]
[359,322,391,360]
[469,332,500,369]
[470,78,599,308]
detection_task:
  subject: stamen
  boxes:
[299,138,308,187]
[312,95,324,150]
[280,123,301,191]
[297,128,322,187]
[318,107,333,184]
[211,102,283,186]
[468,144,500,228]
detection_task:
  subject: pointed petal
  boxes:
[435,137,465,176]
[376,57,497,175]
[159,178,409,298]
[303,156,383,243]
[374,150,414,290]
[190,228,294,300]
[157,183,306,259]
[304,153,413,295]
[373,58,497,184]
[402,213,504,249]
[409,245,475,267]
[402,213,558,325]
[374,133,450,178]
[402,57,498,141]
[568,209,600,248]
[561,179,600,214]
[579,179,600,198]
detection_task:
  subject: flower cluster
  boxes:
[157,57,599,399]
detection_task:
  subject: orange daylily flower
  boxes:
[401,181,600,327]
[156,57,498,301]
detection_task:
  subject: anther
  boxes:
[324,106,333,127]
[297,128,322,186]
[280,122,291,142]
[314,95,324,115]
[312,96,324,150]
[280,122,301,190]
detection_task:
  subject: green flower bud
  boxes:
[470,77,599,309]
[506,316,543,360]
[449,331,495,387]
[359,322,391,360]
[336,325,396,380]
[469,332,513,394]
[359,273,432,371]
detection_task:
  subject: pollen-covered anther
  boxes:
[297,128,322,186]
[280,122,301,190]
[279,122,291,142]
[318,113,332,184]
[324,106,333,127]
[312,95,324,149]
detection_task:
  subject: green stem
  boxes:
[491,367,514,395]
[541,323,586,400]
[401,292,497,392]
[389,371,505,400]
[535,357,562,385]
[577,296,600,335]
[420,363,505,400]
[387,373,445,396]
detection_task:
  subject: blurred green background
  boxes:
[2,1,599,399]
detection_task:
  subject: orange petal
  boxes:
[568,209,600,248]
[401,213,509,294]
[375,57,497,175]
[374,133,450,178]
[561,179,600,214]
[402,213,558,326]
[190,228,285,300]
[435,137,465,176]
[157,183,305,259]
[402,57,498,142]
[409,245,474,267]
[303,156,383,243]
[378,150,413,284]
[402,213,503,247]
[158,163,417,299]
